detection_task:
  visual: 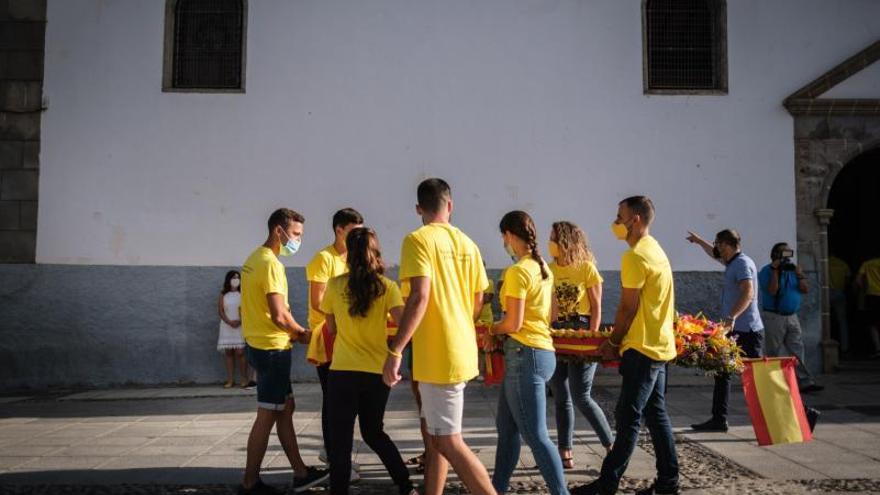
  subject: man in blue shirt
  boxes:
[758,242,823,393]
[686,229,764,432]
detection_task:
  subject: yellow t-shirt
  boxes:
[241,246,291,351]
[549,260,603,316]
[477,278,496,326]
[321,275,404,374]
[858,258,880,296]
[501,257,554,351]
[828,256,851,291]
[305,245,348,364]
[399,223,488,384]
[619,236,676,362]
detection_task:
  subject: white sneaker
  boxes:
[317,448,361,471]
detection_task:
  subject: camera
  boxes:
[779,248,797,271]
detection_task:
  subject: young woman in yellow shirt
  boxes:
[490,211,569,495]
[320,228,415,495]
[547,222,614,468]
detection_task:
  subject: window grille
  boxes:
[644,0,726,93]
[172,0,243,90]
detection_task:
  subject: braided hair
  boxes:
[499,211,549,280]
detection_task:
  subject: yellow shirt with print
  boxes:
[321,275,404,375]
[305,244,348,364]
[549,260,603,316]
[477,278,496,326]
[241,246,291,351]
[858,258,880,296]
[399,223,488,385]
[501,257,555,351]
[619,236,676,362]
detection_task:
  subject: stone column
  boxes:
[0,0,46,262]
[815,208,838,373]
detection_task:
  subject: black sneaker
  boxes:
[238,480,282,495]
[292,466,330,493]
[635,483,680,495]
[805,407,820,432]
[571,480,612,495]
[690,418,729,432]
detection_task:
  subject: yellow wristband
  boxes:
[387,348,403,359]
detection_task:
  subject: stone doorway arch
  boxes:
[784,40,880,372]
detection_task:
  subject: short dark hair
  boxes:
[715,229,741,249]
[771,242,789,259]
[332,208,364,231]
[619,196,655,225]
[267,208,305,232]
[417,178,451,213]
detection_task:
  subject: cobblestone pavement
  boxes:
[1,366,879,494]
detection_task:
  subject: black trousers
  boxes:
[317,363,331,451]
[712,331,764,421]
[327,370,412,495]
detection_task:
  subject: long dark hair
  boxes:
[222,270,240,294]
[500,211,549,280]
[345,227,386,317]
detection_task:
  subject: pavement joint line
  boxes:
[179,414,255,469]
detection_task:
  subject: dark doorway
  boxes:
[828,147,880,359]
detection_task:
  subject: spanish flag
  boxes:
[742,357,813,446]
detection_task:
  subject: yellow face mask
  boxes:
[611,221,629,241]
[548,241,561,259]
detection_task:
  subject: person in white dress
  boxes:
[217,270,249,388]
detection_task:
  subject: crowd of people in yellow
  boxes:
[234,178,681,495]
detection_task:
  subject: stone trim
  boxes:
[784,40,880,116]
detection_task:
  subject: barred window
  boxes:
[163,0,246,92]
[643,0,727,94]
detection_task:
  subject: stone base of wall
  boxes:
[0,264,821,390]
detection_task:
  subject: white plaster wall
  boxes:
[39,0,880,269]
[823,60,880,98]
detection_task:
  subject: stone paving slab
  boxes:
[0,370,879,493]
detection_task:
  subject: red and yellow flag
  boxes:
[742,357,813,446]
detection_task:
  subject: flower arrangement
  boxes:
[673,313,744,375]
[550,327,619,367]
[476,325,504,385]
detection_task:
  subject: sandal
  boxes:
[223,381,234,389]
[559,449,574,470]
[407,453,425,466]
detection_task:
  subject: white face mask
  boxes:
[230,278,240,289]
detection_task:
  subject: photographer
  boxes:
[758,243,823,393]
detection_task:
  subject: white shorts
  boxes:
[419,382,467,436]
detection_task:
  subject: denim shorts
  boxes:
[245,345,292,411]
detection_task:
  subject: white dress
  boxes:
[217,291,245,351]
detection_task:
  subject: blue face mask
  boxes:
[280,231,301,257]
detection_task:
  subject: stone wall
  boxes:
[0,264,822,391]
[0,0,45,262]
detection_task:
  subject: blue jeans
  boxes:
[549,359,615,449]
[598,350,678,494]
[493,339,569,495]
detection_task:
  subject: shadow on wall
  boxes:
[0,265,820,390]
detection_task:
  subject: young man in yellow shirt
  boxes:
[240,208,328,495]
[383,178,495,495]
[304,208,363,472]
[857,256,880,357]
[573,196,679,495]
